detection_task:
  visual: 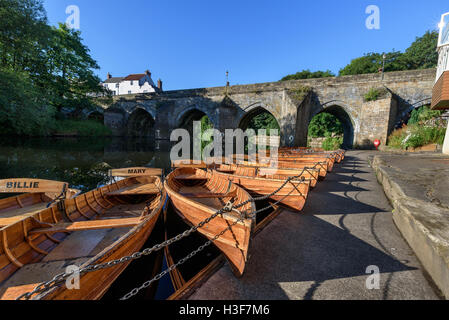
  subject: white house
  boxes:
[102,70,162,95]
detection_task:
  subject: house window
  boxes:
[112,91,116,96]
[130,81,133,86]
[115,83,119,88]
[128,90,131,94]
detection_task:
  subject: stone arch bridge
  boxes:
[97,69,435,148]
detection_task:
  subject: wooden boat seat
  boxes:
[106,184,160,196]
[29,217,142,235]
[0,202,49,227]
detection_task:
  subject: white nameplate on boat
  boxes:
[109,167,162,177]
[0,179,68,193]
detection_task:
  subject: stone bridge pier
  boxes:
[98,69,435,149]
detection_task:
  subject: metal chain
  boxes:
[15,201,234,300]
[120,214,245,300]
[16,162,319,300]
[120,169,309,300]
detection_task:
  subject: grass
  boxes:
[53,119,112,137]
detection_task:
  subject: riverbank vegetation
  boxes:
[387,106,446,150]
[53,119,112,137]
[0,0,107,136]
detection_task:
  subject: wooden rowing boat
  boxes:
[241,160,329,179]
[211,164,311,211]
[164,167,255,277]
[0,179,80,228]
[0,169,166,300]
[278,147,346,162]
[228,154,334,172]
[243,164,319,187]
[213,163,319,187]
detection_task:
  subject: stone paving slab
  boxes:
[371,152,449,299]
[187,151,439,300]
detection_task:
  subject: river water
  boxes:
[0,137,172,192]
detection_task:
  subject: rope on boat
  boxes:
[16,162,323,301]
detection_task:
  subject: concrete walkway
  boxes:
[188,151,440,300]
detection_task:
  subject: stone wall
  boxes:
[357,95,396,148]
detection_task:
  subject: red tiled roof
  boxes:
[123,74,146,81]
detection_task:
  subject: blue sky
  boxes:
[43,0,448,91]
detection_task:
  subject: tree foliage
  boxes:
[281,69,335,81]
[0,69,55,135]
[247,112,280,134]
[0,0,105,135]
[339,51,407,76]
[308,113,344,138]
[338,31,438,76]
[402,31,439,70]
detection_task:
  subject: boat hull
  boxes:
[165,168,255,277]
[214,170,310,212]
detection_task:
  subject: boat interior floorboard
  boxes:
[0,257,89,299]
[100,203,146,218]
[0,225,131,298]
[42,229,110,262]
[179,186,226,210]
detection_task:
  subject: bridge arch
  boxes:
[309,101,358,149]
[176,106,216,131]
[238,106,280,131]
[127,107,156,137]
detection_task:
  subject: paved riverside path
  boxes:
[188,151,440,300]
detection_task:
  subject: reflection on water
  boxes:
[0,137,172,192]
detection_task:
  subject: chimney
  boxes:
[145,70,151,77]
[107,72,112,79]
[157,79,163,91]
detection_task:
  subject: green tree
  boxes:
[44,23,105,114]
[247,112,280,134]
[308,113,344,138]
[402,31,439,70]
[0,0,106,135]
[0,69,54,135]
[0,0,48,71]
[200,115,214,151]
[338,30,438,76]
[281,69,335,81]
[339,51,406,76]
